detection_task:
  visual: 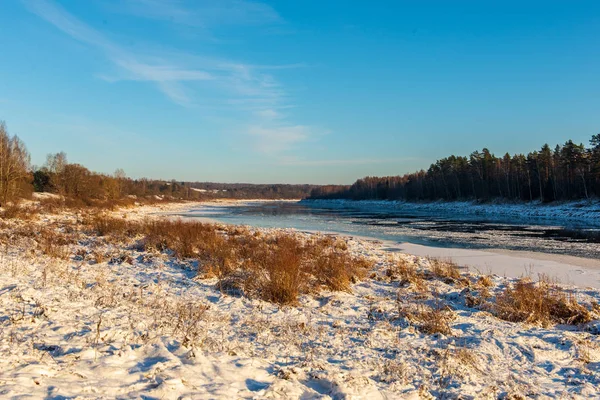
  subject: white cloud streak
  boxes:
[23,0,319,153]
[248,125,311,153]
[22,0,216,106]
[113,0,282,27]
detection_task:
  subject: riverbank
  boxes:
[1,201,599,398]
[173,200,600,288]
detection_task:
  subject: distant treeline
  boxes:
[310,134,600,202]
[0,120,316,206]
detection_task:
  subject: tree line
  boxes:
[0,121,316,206]
[310,134,600,202]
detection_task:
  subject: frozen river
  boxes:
[176,200,600,260]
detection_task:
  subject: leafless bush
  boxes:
[231,233,371,304]
[429,258,461,282]
[90,214,130,236]
[379,359,408,384]
[308,237,370,292]
[478,275,494,288]
[37,228,72,259]
[388,259,428,292]
[398,293,455,335]
[258,235,304,304]
[494,275,592,326]
[85,216,373,305]
[420,303,455,335]
[1,203,39,220]
[171,300,210,347]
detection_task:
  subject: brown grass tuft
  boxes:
[86,216,373,305]
[398,294,455,336]
[1,203,40,220]
[420,303,455,335]
[261,235,304,304]
[494,276,592,326]
[90,214,130,237]
[38,228,72,259]
[390,259,428,292]
[429,258,461,283]
[478,275,494,288]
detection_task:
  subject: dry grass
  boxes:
[388,258,428,292]
[33,227,74,260]
[308,237,371,292]
[477,275,494,288]
[1,203,40,220]
[429,258,461,282]
[494,275,592,326]
[90,214,131,237]
[86,216,373,305]
[259,235,304,304]
[420,303,455,335]
[398,294,455,336]
[453,347,479,370]
[234,234,371,304]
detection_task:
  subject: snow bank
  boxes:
[0,205,599,398]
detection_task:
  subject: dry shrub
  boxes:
[109,252,134,265]
[389,259,428,292]
[397,293,455,335]
[141,220,171,252]
[91,214,130,236]
[478,275,494,288]
[38,196,142,213]
[227,233,371,304]
[86,217,373,305]
[38,228,72,259]
[309,238,369,292]
[465,287,492,309]
[379,360,408,384]
[494,276,592,326]
[1,203,39,220]
[429,258,461,282]
[171,301,210,346]
[37,197,64,213]
[261,235,303,304]
[453,347,479,370]
[420,304,455,335]
[92,250,105,264]
[140,219,221,259]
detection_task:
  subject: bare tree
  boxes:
[114,168,127,197]
[0,121,31,205]
[45,152,68,195]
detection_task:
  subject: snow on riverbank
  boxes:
[173,200,600,287]
[304,199,600,225]
[390,242,600,289]
[0,203,599,398]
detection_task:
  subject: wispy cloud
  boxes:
[254,109,283,119]
[112,0,282,27]
[248,125,311,153]
[22,0,216,106]
[22,0,319,153]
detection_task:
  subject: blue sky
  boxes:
[1,0,599,184]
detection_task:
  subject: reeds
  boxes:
[87,216,373,305]
[494,275,592,326]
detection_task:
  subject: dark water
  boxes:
[177,201,600,259]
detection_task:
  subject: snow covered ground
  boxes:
[173,200,600,287]
[386,242,600,290]
[0,203,599,398]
